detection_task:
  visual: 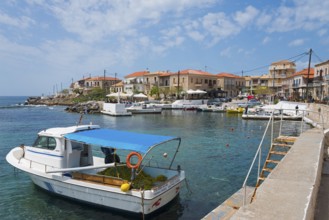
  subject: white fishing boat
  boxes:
[126,102,162,114]
[6,125,185,216]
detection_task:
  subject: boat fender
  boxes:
[121,183,131,192]
[126,152,142,169]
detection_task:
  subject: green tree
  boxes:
[150,86,160,99]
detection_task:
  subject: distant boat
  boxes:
[171,99,208,109]
[196,104,226,112]
[6,125,185,216]
[226,107,244,114]
[126,102,162,114]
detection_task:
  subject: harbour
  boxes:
[0,96,279,219]
[1,96,328,219]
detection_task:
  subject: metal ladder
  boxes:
[250,135,297,202]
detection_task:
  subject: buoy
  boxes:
[163,152,168,158]
[121,183,130,192]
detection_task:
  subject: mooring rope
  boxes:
[140,188,145,220]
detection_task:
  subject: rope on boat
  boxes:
[184,178,192,195]
[140,188,145,220]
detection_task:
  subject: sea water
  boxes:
[0,96,309,220]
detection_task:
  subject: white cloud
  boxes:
[234,5,259,27]
[317,29,327,37]
[0,11,35,28]
[262,36,270,44]
[267,0,329,32]
[288,38,305,47]
[220,47,232,58]
[201,12,240,45]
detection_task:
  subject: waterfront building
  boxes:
[143,70,172,98]
[216,72,245,98]
[244,76,263,94]
[171,69,218,95]
[123,70,149,94]
[314,60,329,101]
[285,68,314,100]
[268,60,296,96]
[71,76,120,95]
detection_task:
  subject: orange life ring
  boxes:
[126,152,142,169]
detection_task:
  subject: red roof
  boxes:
[177,69,214,76]
[292,68,314,78]
[85,76,118,81]
[216,72,242,78]
[125,71,149,78]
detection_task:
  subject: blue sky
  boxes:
[1,0,328,96]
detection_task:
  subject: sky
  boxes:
[1,0,329,96]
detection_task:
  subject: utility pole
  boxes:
[177,70,180,99]
[103,69,106,94]
[305,48,312,102]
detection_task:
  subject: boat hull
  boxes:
[6,147,184,215]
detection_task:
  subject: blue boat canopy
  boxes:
[64,128,179,154]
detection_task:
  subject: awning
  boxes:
[64,129,179,154]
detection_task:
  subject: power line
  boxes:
[312,50,324,63]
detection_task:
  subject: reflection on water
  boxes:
[0,99,312,220]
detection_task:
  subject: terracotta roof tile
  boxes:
[125,71,149,78]
[271,60,296,66]
[216,72,242,78]
[292,68,314,78]
[85,76,118,81]
[178,69,214,76]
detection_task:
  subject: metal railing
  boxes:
[241,108,326,206]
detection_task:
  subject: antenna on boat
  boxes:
[77,106,88,125]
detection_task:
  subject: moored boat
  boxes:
[196,104,226,112]
[226,107,245,114]
[126,102,162,114]
[6,125,185,216]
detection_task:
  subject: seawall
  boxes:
[230,128,327,220]
[203,103,329,219]
[305,103,329,130]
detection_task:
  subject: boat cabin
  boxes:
[24,125,99,170]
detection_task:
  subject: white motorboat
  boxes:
[196,104,226,112]
[171,99,208,109]
[6,125,185,216]
[126,102,162,114]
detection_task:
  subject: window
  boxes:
[33,136,57,150]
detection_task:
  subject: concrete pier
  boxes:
[202,103,329,219]
[203,128,328,219]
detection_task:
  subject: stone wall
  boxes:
[306,103,329,130]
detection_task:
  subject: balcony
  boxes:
[313,76,323,83]
[292,83,300,88]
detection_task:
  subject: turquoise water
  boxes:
[0,96,306,219]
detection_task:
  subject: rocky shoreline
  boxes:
[26,96,103,114]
